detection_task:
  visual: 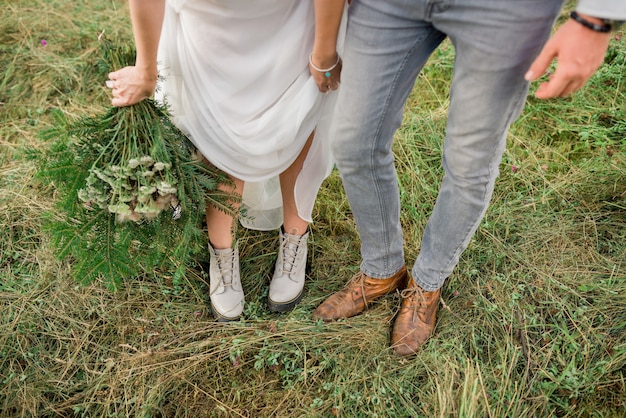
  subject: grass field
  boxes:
[1,1,625,416]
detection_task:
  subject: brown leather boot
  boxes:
[313,266,408,321]
[391,277,441,356]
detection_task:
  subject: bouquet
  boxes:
[35,39,238,289]
[76,100,191,223]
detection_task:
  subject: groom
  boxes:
[314,0,624,356]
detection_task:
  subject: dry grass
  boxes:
[1,0,625,416]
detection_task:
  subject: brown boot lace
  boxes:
[399,286,427,322]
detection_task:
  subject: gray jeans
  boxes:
[331,0,564,291]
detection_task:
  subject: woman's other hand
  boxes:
[107,66,157,107]
[309,53,342,93]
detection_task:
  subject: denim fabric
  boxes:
[332,0,564,290]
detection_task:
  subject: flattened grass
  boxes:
[1,0,624,416]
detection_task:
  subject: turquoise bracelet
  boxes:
[309,54,340,78]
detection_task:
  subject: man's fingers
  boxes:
[525,43,556,81]
[534,79,579,99]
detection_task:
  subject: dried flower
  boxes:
[153,162,170,171]
[139,156,154,166]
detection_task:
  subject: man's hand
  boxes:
[525,16,611,99]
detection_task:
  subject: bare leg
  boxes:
[206,173,245,321]
[269,131,314,311]
[206,175,244,249]
[279,131,314,235]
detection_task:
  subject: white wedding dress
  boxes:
[156,0,345,230]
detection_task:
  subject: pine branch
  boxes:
[33,37,239,289]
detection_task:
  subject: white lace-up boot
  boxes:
[268,228,309,312]
[209,242,244,321]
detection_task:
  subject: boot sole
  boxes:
[268,289,305,313]
[210,303,242,322]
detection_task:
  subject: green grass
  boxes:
[1,0,625,416]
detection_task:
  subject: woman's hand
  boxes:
[107,66,158,107]
[311,0,345,93]
[309,53,342,93]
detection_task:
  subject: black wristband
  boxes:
[570,11,611,33]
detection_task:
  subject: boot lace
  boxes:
[343,272,369,308]
[214,249,236,289]
[400,286,428,322]
[278,233,305,281]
